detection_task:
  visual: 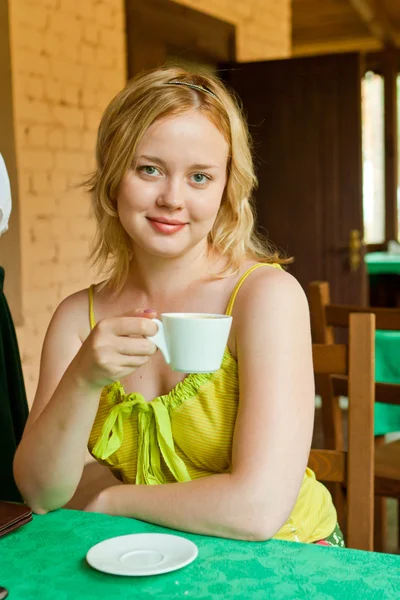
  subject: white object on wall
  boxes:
[0,153,12,236]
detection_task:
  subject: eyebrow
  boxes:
[138,155,220,170]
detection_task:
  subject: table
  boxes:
[365,252,400,309]
[0,510,399,599]
[365,252,400,276]
[363,253,400,435]
[375,330,400,436]
[365,251,400,308]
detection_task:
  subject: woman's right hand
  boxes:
[73,309,159,389]
[13,302,160,514]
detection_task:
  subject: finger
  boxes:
[120,308,157,318]
[101,316,159,337]
[116,336,157,357]
[120,353,152,369]
[98,308,154,329]
[103,351,153,376]
[137,309,157,319]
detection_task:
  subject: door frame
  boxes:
[125,0,236,77]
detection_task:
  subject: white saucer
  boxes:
[86,533,198,576]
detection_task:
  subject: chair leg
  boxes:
[334,484,346,534]
[374,496,387,552]
[326,482,347,535]
[320,389,343,450]
[398,500,400,553]
[374,435,388,552]
[374,436,388,553]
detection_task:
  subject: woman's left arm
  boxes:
[85,269,315,541]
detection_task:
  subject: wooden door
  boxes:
[222,54,367,305]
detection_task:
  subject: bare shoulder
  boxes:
[233,264,308,319]
[49,287,92,343]
[24,287,93,430]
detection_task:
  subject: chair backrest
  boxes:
[308,312,375,551]
[309,281,400,342]
[308,281,400,407]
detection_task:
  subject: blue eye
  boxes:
[140,166,160,176]
[191,173,210,185]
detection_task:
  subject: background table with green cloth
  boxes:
[364,253,400,435]
[0,509,399,599]
[364,252,400,275]
[374,330,400,435]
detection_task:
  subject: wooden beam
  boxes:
[365,50,400,76]
[348,0,398,47]
[292,37,382,58]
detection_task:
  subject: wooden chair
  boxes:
[308,312,375,551]
[308,281,400,552]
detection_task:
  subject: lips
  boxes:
[147,217,187,226]
[147,217,187,234]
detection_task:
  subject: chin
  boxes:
[133,237,193,259]
[123,217,212,257]
[148,246,189,259]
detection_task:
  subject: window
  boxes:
[397,74,400,242]
[362,71,385,244]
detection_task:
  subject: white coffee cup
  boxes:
[146,313,233,373]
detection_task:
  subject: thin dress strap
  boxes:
[225,263,278,316]
[88,266,277,326]
[88,285,96,330]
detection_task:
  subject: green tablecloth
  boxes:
[375,330,400,436]
[361,254,400,434]
[365,252,400,275]
[0,510,399,599]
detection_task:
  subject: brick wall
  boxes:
[8,0,290,403]
[9,0,126,401]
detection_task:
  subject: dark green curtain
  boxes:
[0,267,28,501]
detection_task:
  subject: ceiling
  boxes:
[292,0,400,56]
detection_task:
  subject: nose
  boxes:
[156,178,184,210]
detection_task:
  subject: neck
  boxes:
[126,241,216,301]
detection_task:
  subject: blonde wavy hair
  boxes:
[86,66,291,290]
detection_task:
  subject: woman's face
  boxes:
[117,110,229,259]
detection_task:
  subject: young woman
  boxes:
[14,67,343,546]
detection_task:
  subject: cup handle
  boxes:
[146,319,170,364]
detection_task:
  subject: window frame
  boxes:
[365,49,400,248]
